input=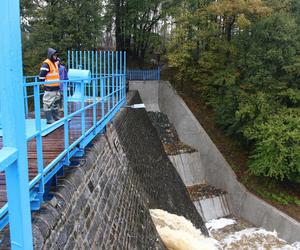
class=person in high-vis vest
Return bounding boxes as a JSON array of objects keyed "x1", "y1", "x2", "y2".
[{"x1": 39, "y1": 48, "x2": 62, "y2": 124}]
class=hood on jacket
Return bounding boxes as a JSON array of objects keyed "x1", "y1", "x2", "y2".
[{"x1": 47, "y1": 48, "x2": 58, "y2": 61}]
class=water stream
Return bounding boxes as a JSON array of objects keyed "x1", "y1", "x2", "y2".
[{"x1": 150, "y1": 209, "x2": 300, "y2": 250}]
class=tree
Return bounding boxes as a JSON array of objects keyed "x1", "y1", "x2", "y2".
[
  {"x1": 21, "y1": 0, "x2": 103, "y2": 74},
  {"x1": 167, "y1": 0, "x2": 300, "y2": 183}
]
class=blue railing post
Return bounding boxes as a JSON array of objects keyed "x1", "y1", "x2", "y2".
[
  {"x1": 23, "y1": 82, "x2": 29, "y2": 117},
  {"x1": 0, "y1": 0, "x2": 33, "y2": 249},
  {"x1": 75, "y1": 51, "x2": 78, "y2": 69},
  {"x1": 108, "y1": 51, "x2": 110, "y2": 112},
  {"x1": 68, "y1": 51, "x2": 70, "y2": 70},
  {"x1": 71, "y1": 51, "x2": 74, "y2": 69},
  {"x1": 81, "y1": 80, "x2": 85, "y2": 136},
  {"x1": 63, "y1": 81, "x2": 69, "y2": 165},
  {"x1": 92, "y1": 79, "x2": 96, "y2": 131},
  {"x1": 33, "y1": 80, "x2": 44, "y2": 205},
  {"x1": 124, "y1": 51, "x2": 127, "y2": 99},
  {"x1": 100, "y1": 78, "x2": 105, "y2": 119},
  {"x1": 116, "y1": 51, "x2": 119, "y2": 104},
  {"x1": 103, "y1": 51, "x2": 106, "y2": 97},
  {"x1": 118, "y1": 52, "x2": 120, "y2": 99},
  {"x1": 112, "y1": 51, "x2": 115, "y2": 108},
  {"x1": 79, "y1": 50, "x2": 86, "y2": 69},
  {"x1": 88, "y1": 51, "x2": 90, "y2": 71},
  {"x1": 95, "y1": 51, "x2": 98, "y2": 97}
]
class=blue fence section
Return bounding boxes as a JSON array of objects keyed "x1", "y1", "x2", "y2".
[
  {"x1": 127, "y1": 68, "x2": 160, "y2": 80},
  {"x1": 0, "y1": 42, "x2": 126, "y2": 249}
]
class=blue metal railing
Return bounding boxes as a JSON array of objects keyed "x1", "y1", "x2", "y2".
[
  {"x1": 1, "y1": 1, "x2": 33, "y2": 249},
  {"x1": 0, "y1": 47, "x2": 126, "y2": 248},
  {"x1": 127, "y1": 68, "x2": 160, "y2": 80}
]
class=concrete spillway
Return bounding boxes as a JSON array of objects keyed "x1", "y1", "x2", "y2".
[{"x1": 130, "y1": 80, "x2": 300, "y2": 243}]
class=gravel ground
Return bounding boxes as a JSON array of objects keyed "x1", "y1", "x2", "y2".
[
  {"x1": 187, "y1": 184, "x2": 227, "y2": 201},
  {"x1": 147, "y1": 111, "x2": 197, "y2": 155}
]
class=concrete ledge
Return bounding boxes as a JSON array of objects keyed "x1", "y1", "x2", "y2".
[
  {"x1": 129, "y1": 81, "x2": 160, "y2": 111},
  {"x1": 168, "y1": 152, "x2": 205, "y2": 186},
  {"x1": 130, "y1": 80, "x2": 300, "y2": 243}
]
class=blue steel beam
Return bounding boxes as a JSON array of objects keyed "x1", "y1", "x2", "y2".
[
  {"x1": 0, "y1": 0, "x2": 33, "y2": 249},
  {"x1": 0, "y1": 148, "x2": 18, "y2": 172}
]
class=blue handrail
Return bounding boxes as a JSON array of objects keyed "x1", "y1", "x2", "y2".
[
  {"x1": 0, "y1": 47, "x2": 127, "y2": 249},
  {"x1": 127, "y1": 68, "x2": 160, "y2": 81}
]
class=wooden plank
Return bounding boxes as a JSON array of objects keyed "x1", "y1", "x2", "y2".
[{"x1": 0, "y1": 99, "x2": 115, "y2": 205}]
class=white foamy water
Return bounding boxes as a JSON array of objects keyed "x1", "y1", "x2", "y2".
[
  {"x1": 150, "y1": 209, "x2": 218, "y2": 250},
  {"x1": 206, "y1": 218, "x2": 300, "y2": 250},
  {"x1": 150, "y1": 210, "x2": 300, "y2": 250},
  {"x1": 205, "y1": 218, "x2": 236, "y2": 231}
]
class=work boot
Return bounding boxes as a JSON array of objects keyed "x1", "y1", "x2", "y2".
[
  {"x1": 45, "y1": 110, "x2": 55, "y2": 124},
  {"x1": 52, "y1": 108, "x2": 61, "y2": 121}
]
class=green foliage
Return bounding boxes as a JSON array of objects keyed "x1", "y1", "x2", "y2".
[
  {"x1": 22, "y1": 0, "x2": 103, "y2": 75},
  {"x1": 256, "y1": 189, "x2": 300, "y2": 207},
  {"x1": 167, "y1": 0, "x2": 300, "y2": 184},
  {"x1": 249, "y1": 109, "x2": 300, "y2": 181}
]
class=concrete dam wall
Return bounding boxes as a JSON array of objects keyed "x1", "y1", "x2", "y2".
[
  {"x1": 29, "y1": 91, "x2": 207, "y2": 249},
  {"x1": 130, "y1": 80, "x2": 300, "y2": 243}
]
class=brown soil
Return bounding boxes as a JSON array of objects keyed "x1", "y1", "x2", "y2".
[{"x1": 179, "y1": 91, "x2": 300, "y2": 222}]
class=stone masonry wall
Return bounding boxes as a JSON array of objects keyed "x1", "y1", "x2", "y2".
[
  {"x1": 31, "y1": 132, "x2": 165, "y2": 249},
  {"x1": 114, "y1": 91, "x2": 208, "y2": 235},
  {"x1": 29, "y1": 90, "x2": 207, "y2": 249}
]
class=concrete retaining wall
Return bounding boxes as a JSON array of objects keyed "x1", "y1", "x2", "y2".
[
  {"x1": 168, "y1": 153, "x2": 205, "y2": 186},
  {"x1": 130, "y1": 80, "x2": 300, "y2": 243}
]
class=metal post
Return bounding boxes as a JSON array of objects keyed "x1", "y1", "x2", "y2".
[
  {"x1": 33, "y1": 81, "x2": 44, "y2": 204},
  {"x1": 124, "y1": 51, "x2": 127, "y2": 99},
  {"x1": 92, "y1": 79, "x2": 96, "y2": 129},
  {"x1": 81, "y1": 80, "x2": 85, "y2": 136},
  {"x1": 84, "y1": 51, "x2": 86, "y2": 70},
  {"x1": 108, "y1": 51, "x2": 110, "y2": 112},
  {"x1": 0, "y1": 0, "x2": 33, "y2": 249},
  {"x1": 112, "y1": 51, "x2": 114, "y2": 108},
  {"x1": 91, "y1": 51, "x2": 94, "y2": 98},
  {"x1": 63, "y1": 81, "x2": 69, "y2": 159},
  {"x1": 75, "y1": 51, "x2": 78, "y2": 69},
  {"x1": 67, "y1": 50, "x2": 70, "y2": 70},
  {"x1": 100, "y1": 51, "x2": 102, "y2": 77},
  {"x1": 100, "y1": 78, "x2": 104, "y2": 119},
  {"x1": 116, "y1": 51, "x2": 119, "y2": 104},
  {"x1": 103, "y1": 51, "x2": 106, "y2": 97},
  {"x1": 88, "y1": 51, "x2": 90, "y2": 71},
  {"x1": 23, "y1": 85, "x2": 28, "y2": 117},
  {"x1": 120, "y1": 51, "x2": 123, "y2": 100},
  {"x1": 72, "y1": 51, "x2": 74, "y2": 69},
  {"x1": 95, "y1": 51, "x2": 98, "y2": 98}
]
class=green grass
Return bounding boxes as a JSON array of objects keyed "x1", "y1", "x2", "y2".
[{"x1": 256, "y1": 188, "x2": 300, "y2": 207}]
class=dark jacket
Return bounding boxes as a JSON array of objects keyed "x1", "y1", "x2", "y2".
[
  {"x1": 39, "y1": 48, "x2": 60, "y2": 91},
  {"x1": 59, "y1": 64, "x2": 68, "y2": 91}
]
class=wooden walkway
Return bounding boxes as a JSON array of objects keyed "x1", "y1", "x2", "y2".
[{"x1": 0, "y1": 100, "x2": 113, "y2": 207}]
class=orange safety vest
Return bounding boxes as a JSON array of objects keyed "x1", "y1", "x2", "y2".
[{"x1": 43, "y1": 59, "x2": 60, "y2": 88}]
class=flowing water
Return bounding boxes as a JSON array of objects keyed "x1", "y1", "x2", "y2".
[{"x1": 150, "y1": 209, "x2": 300, "y2": 250}]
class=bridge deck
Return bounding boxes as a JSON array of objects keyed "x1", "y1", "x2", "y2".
[{"x1": 0, "y1": 100, "x2": 112, "y2": 207}]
